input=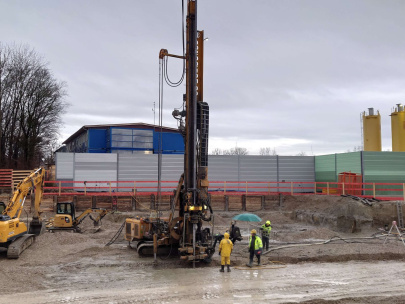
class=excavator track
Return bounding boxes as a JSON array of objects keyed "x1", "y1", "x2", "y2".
[
  {"x1": 7, "y1": 234, "x2": 36, "y2": 259},
  {"x1": 47, "y1": 226, "x2": 79, "y2": 233}
]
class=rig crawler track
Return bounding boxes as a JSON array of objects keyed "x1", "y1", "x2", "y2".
[{"x1": 136, "y1": 242, "x2": 175, "y2": 257}]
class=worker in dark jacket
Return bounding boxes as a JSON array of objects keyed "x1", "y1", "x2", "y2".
[
  {"x1": 246, "y1": 229, "x2": 263, "y2": 267},
  {"x1": 229, "y1": 220, "x2": 243, "y2": 244},
  {"x1": 260, "y1": 220, "x2": 272, "y2": 251}
]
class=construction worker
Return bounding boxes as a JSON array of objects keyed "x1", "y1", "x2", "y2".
[
  {"x1": 229, "y1": 220, "x2": 243, "y2": 244},
  {"x1": 260, "y1": 220, "x2": 272, "y2": 251},
  {"x1": 219, "y1": 232, "x2": 233, "y2": 272},
  {"x1": 246, "y1": 229, "x2": 263, "y2": 267}
]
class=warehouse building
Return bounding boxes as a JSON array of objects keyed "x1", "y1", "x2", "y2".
[{"x1": 57, "y1": 123, "x2": 184, "y2": 154}]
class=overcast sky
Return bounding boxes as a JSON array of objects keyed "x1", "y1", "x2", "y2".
[{"x1": 1, "y1": 0, "x2": 404, "y2": 155}]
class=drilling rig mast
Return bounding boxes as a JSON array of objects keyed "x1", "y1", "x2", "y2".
[
  {"x1": 170, "y1": 0, "x2": 213, "y2": 262},
  {"x1": 125, "y1": 0, "x2": 213, "y2": 264}
]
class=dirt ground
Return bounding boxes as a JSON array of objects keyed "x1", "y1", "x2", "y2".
[{"x1": 1, "y1": 195, "x2": 405, "y2": 303}]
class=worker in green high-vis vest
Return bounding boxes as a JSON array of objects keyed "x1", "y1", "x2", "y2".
[{"x1": 260, "y1": 220, "x2": 272, "y2": 251}]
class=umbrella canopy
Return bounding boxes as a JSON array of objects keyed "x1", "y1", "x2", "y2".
[{"x1": 232, "y1": 213, "x2": 262, "y2": 222}]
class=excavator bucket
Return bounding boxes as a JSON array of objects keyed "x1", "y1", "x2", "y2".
[{"x1": 28, "y1": 220, "x2": 45, "y2": 236}]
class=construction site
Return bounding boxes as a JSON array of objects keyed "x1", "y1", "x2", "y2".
[
  {"x1": 1, "y1": 184, "x2": 405, "y2": 303},
  {"x1": 1, "y1": 1, "x2": 405, "y2": 304}
]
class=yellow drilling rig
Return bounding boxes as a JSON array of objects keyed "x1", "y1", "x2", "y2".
[{"x1": 125, "y1": 0, "x2": 215, "y2": 264}]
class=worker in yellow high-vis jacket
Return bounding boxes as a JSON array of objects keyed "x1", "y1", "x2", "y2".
[
  {"x1": 219, "y1": 232, "x2": 233, "y2": 272},
  {"x1": 260, "y1": 220, "x2": 272, "y2": 251},
  {"x1": 246, "y1": 229, "x2": 263, "y2": 267}
]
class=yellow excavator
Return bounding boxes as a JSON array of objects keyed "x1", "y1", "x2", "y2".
[
  {"x1": 46, "y1": 202, "x2": 108, "y2": 233},
  {"x1": 0, "y1": 168, "x2": 45, "y2": 258}
]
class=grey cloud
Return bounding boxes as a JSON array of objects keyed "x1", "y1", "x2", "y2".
[{"x1": 1, "y1": 0, "x2": 404, "y2": 155}]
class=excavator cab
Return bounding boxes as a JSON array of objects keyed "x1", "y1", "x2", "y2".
[{"x1": 53, "y1": 202, "x2": 75, "y2": 228}]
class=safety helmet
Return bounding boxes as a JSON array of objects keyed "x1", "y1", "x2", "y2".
[
  {"x1": 266, "y1": 220, "x2": 271, "y2": 225},
  {"x1": 251, "y1": 229, "x2": 257, "y2": 234}
]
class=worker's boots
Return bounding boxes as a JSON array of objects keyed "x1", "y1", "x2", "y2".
[
  {"x1": 246, "y1": 259, "x2": 253, "y2": 267},
  {"x1": 227, "y1": 265, "x2": 231, "y2": 272},
  {"x1": 257, "y1": 256, "x2": 261, "y2": 266},
  {"x1": 220, "y1": 265, "x2": 225, "y2": 272}
]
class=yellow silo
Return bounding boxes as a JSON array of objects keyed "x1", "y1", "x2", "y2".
[
  {"x1": 391, "y1": 104, "x2": 405, "y2": 152},
  {"x1": 363, "y1": 108, "x2": 381, "y2": 151}
]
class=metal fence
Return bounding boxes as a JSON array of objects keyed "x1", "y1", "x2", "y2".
[
  {"x1": 43, "y1": 179, "x2": 405, "y2": 201},
  {"x1": 0, "y1": 169, "x2": 12, "y2": 189},
  {"x1": 55, "y1": 153, "x2": 315, "y2": 191}
]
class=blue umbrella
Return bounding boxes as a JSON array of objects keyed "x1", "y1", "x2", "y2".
[{"x1": 232, "y1": 213, "x2": 262, "y2": 222}]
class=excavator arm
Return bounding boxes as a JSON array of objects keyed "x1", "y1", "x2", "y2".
[
  {"x1": 73, "y1": 208, "x2": 108, "y2": 227},
  {"x1": 0, "y1": 167, "x2": 45, "y2": 258},
  {"x1": 2, "y1": 168, "x2": 45, "y2": 220}
]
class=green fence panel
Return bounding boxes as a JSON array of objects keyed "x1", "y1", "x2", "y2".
[
  {"x1": 363, "y1": 151, "x2": 405, "y2": 196},
  {"x1": 315, "y1": 154, "x2": 336, "y2": 182},
  {"x1": 336, "y1": 152, "x2": 362, "y2": 178}
]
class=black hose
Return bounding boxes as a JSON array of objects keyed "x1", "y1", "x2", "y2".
[{"x1": 105, "y1": 221, "x2": 126, "y2": 246}]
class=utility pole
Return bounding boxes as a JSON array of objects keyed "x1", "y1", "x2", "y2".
[{"x1": 153, "y1": 101, "x2": 156, "y2": 125}]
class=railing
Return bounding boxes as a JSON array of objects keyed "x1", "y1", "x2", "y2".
[
  {"x1": 42, "y1": 180, "x2": 405, "y2": 201},
  {"x1": 13, "y1": 170, "x2": 34, "y2": 189},
  {"x1": 0, "y1": 169, "x2": 13, "y2": 189}
]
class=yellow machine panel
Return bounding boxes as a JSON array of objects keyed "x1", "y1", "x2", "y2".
[
  {"x1": 53, "y1": 214, "x2": 74, "y2": 228},
  {"x1": 391, "y1": 104, "x2": 405, "y2": 152},
  {"x1": 125, "y1": 218, "x2": 152, "y2": 242},
  {"x1": 125, "y1": 217, "x2": 170, "y2": 242},
  {"x1": 0, "y1": 219, "x2": 27, "y2": 243},
  {"x1": 363, "y1": 108, "x2": 382, "y2": 151}
]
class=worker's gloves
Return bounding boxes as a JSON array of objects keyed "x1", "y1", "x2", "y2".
[{"x1": 218, "y1": 251, "x2": 221, "y2": 256}]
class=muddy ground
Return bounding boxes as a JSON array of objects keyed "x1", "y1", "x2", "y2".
[{"x1": 1, "y1": 195, "x2": 405, "y2": 303}]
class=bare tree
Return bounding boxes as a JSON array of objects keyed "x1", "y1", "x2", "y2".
[
  {"x1": 0, "y1": 43, "x2": 67, "y2": 169},
  {"x1": 210, "y1": 148, "x2": 223, "y2": 155},
  {"x1": 43, "y1": 139, "x2": 62, "y2": 166},
  {"x1": 296, "y1": 151, "x2": 307, "y2": 156},
  {"x1": 223, "y1": 147, "x2": 249, "y2": 155},
  {"x1": 259, "y1": 147, "x2": 277, "y2": 156},
  {"x1": 346, "y1": 146, "x2": 363, "y2": 153}
]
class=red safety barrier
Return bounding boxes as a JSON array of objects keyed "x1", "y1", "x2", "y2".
[
  {"x1": 0, "y1": 169, "x2": 13, "y2": 189},
  {"x1": 42, "y1": 180, "x2": 405, "y2": 201}
]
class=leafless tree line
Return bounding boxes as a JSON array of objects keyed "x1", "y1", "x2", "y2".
[
  {"x1": 210, "y1": 147, "x2": 309, "y2": 156},
  {"x1": 0, "y1": 43, "x2": 68, "y2": 169},
  {"x1": 211, "y1": 147, "x2": 276, "y2": 155},
  {"x1": 211, "y1": 147, "x2": 249, "y2": 155}
]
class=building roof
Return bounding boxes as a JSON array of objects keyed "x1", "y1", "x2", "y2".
[{"x1": 62, "y1": 122, "x2": 180, "y2": 144}]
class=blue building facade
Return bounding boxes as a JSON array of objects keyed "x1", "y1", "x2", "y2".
[{"x1": 59, "y1": 123, "x2": 184, "y2": 154}]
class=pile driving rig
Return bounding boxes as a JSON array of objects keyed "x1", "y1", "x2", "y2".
[{"x1": 125, "y1": 0, "x2": 214, "y2": 263}]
